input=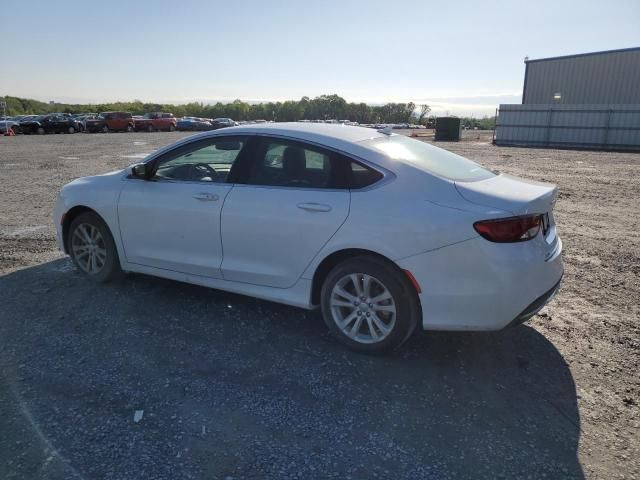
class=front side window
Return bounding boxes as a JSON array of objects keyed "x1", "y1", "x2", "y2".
[
  {"x1": 246, "y1": 139, "x2": 336, "y2": 188},
  {"x1": 154, "y1": 137, "x2": 247, "y2": 183}
]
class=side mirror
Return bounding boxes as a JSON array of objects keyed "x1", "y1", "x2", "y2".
[{"x1": 131, "y1": 163, "x2": 150, "y2": 179}]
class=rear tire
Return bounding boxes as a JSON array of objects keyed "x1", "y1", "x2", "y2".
[
  {"x1": 320, "y1": 256, "x2": 420, "y2": 355},
  {"x1": 147, "y1": 124, "x2": 154, "y2": 132},
  {"x1": 68, "y1": 212, "x2": 122, "y2": 283},
  {"x1": 169, "y1": 124, "x2": 176, "y2": 132},
  {"x1": 68, "y1": 126, "x2": 75, "y2": 134},
  {"x1": 126, "y1": 124, "x2": 134, "y2": 132},
  {"x1": 102, "y1": 125, "x2": 109, "y2": 133},
  {"x1": 37, "y1": 127, "x2": 45, "y2": 135}
]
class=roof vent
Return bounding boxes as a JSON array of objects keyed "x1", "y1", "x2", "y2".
[{"x1": 378, "y1": 125, "x2": 393, "y2": 135}]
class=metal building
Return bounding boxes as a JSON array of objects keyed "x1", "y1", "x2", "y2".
[
  {"x1": 495, "y1": 47, "x2": 640, "y2": 151},
  {"x1": 522, "y1": 47, "x2": 640, "y2": 105}
]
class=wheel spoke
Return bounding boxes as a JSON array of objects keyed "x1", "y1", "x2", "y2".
[
  {"x1": 371, "y1": 313, "x2": 391, "y2": 336},
  {"x1": 333, "y1": 286, "x2": 356, "y2": 303},
  {"x1": 79, "y1": 225, "x2": 92, "y2": 243},
  {"x1": 330, "y1": 298, "x2": 354, "y2": 309},
  {"x1": 337, "y1": 311, "x2": 358, "y2": 330},
  {"x1": 350, "y1": 274, "x2": 364, "y2": 297},
  {"x1": 362, "y1": 274, "x2": 372, "y2": 298},
  {"x1": 373, "y1": 304, "x2": 396, "y2": 314},
  {"x1": 370, "y1": 291, "x2": 392, "y2": 304},
  {"x1": 349, "y1": 315, "x2": 364, "y2": 337},
  {"x1": 73, "y1": 229, "x2": 86, "y2": 244},
  {"x1": 366, "y1": 317, "x2": 379, "y2": 340},
  {"x1": 75, "y1": 249, "x2": 90, "y2": 259}
]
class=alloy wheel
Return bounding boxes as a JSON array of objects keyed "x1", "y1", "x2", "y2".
[
  {"x1": 71, "y1": 223, "x2": 107, "y2": 274},
  {"x1": 330, "y1": 273, "x2": 396, "y2": 344}
]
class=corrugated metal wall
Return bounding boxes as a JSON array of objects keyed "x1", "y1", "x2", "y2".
[
  {"x1": 495, "y1": 104, "x2": 640, "y2": 151},
  {"x1": 523, "y1": 48, "x2": 640, "y2": 105}
]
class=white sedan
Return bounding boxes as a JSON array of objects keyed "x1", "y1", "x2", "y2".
[{"x1": 54, "y1": 123, "x2": 563, "y2": 354}]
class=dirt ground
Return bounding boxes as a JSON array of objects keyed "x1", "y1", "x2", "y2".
[{"x1": 0, "y1": 130, "x2": 638, "y2": 479}]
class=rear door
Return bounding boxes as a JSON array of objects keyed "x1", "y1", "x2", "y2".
[{"x1": 220, "y1": 136, "x2": 350, "y2": 288}]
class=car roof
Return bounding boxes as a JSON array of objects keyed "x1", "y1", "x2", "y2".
[
  {"x1": 144, "y1": 123, "x2": 395, "y2": 169},
  {"x1": 214, "y1": 122, "x2": 387, "y2": 145}
]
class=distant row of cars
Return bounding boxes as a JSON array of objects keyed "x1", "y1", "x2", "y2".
[
  {"x1": 0, "y1": 112, "x2": 239, "y2": 135},
  {"x1": 299, "y1": 119, "x2": 428, "y2": 129},
  {"x1": 1, "y1": 113, "x2": 427, "y2": 136}
]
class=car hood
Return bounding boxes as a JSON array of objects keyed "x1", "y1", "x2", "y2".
[{"x1": 454, "y1": 174, "x2": 558, "y2": 216}]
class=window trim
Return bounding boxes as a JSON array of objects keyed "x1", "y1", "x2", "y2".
[
  {"x1": 234, "y1": 134, "x2": 393, "y2": 191},
  {"x1": 129, "y1": 132, "x2": 393, "y2": 190}
]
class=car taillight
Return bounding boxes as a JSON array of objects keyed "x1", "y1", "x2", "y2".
[{"x1": 473, "y1": 215, "x2": 541, "y2": 243}]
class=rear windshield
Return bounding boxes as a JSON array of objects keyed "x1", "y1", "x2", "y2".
[{"x1": 363, "y1": 135, "x2": 494, "y2": 182}]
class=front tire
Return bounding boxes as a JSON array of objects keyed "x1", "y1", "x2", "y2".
[
  {"x1": 68, "y1": 212, "x2": 122, "y2": 283},
  {"x1": 320, "y1": 256, "x2": 420, "y2": 355}
]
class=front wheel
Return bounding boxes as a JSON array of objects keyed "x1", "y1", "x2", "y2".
[
  {"x1": 37, "y1": 127, "x2": 45, "y2": 135},
  {"x1": 68, "y1": 212, "x2": 122, "y2": 283},
  {"x1": 102, "y1": 125, "x2": 109, "y2": 133},
  {"x1": 169, "y1": 124, "x2": 176, "y2": 132},
  {"x1": 68, "y1": 126, "x2": 75, "y2": 134},
  {"x1": 126, "y1": 124, "x2": 134, "y2": 132},
  {"x1": 320, "y1": 256, "x2": 420, "y2": 355}
]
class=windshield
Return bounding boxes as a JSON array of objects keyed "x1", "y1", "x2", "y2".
[{"x1": 363, "y1": 135, "x2": 494, "y2": 182}]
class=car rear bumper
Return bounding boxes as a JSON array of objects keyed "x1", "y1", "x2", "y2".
[
  {"x1": 508, "y1": 276, "x2": 562, "y2": 327},
  {"x1": 396, "y1": 235, "x2": 564, "y2": 331}
]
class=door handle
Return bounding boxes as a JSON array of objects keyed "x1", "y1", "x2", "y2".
[
  {"x1": 297, "y1": 202, "x2": 332, "y2": 212},
  {"x1": 192, "y1": 193, "x2": 219, "y2": 201}
]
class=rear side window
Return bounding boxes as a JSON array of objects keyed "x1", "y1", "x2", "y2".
[
  {"x1": 364, "y1": 135, "x2": 494, "y2": 182},
  {"x1": 246, "y1": 140, "x2": 334, "y2": 188},
  {"x1": 350, "y1": 161, "x2": 383, "y2": 189}
]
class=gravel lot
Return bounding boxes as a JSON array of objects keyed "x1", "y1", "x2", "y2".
[{"x1": 0, "y1": 131, "x2": 638, "y2": 479}]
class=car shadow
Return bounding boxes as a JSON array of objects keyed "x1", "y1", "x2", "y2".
[{"x1": 0, "y1": 259, "x2": 583, "y2": 479}]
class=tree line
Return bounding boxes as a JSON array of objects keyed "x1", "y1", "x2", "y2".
[{"x1": 2, "y1": 94, "x2": 431, "y2": 124}]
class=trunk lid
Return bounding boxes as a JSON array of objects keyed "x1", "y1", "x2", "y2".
[{"x1": 454, "y1": 174, "x2": 558, "y2": 216}]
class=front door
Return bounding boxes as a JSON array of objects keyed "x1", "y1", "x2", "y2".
[{"x1": 118, "y1": 135, "x2": 248, "y2": 278}]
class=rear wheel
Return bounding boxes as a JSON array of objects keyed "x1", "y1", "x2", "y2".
[
  {"x1": 126, "y1": 124, "x2": 134, "y2": 132},
  {"x1": 102, "y1": 125, "x2": 109, "y2": 133},
  {"x1": 169, "y1": 124, "x2": 176, "y2": 132},
  {"x1": 147, "y1": 124, "x2": 154, "y2": 132},
  {"x1": 320, "y1": 256, "x2": 420, "y2": 355},
  {"x1": 68, "y1": 212, "x2": 122, "y2": 283},
  {"x1": 37, "y1": 127, "x2": 45, "y2": 135},
  {"x1": 68, "y1": 126, "x2": 75, "y2": 134}
]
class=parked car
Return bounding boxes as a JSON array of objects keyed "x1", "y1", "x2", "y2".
[
  {"x1": 134, "y1": 112, "x2": 177, "y2": 132},
  {"x1": 54, "y1": 123, "x2": 563, "y2": 354},
  {"x1": 0, "y1": 118, "x2": 19, "y2": 134},
  {"x1": 176, "y1": 117, "x2": 214, "y2": 131},
  {"x1": 210, "y1": 117, "x2": 237, "y2": 129},
  {"x1": 19, "y1": 114, "x2": 78, "y2": 134},
  {"x1": 85, "y1": 112, "x2": 135, "y2": 133}
]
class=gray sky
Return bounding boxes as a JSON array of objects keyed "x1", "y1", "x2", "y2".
[{"x1": 2, "y1": 0, "x2": 639, "y2": 116}]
